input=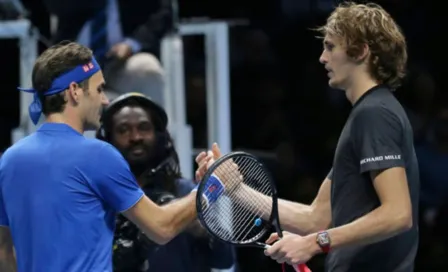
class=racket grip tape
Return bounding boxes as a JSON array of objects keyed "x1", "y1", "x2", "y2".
[
  {"x1": 193, "y1": 174, "x2": 225, "y2": 205},
  {"x1": 282, "y1": 263, "x2": 311, "y2": 272},
  {"x1": 296, "y1": 264, "x2": 311, "y2": 272}
]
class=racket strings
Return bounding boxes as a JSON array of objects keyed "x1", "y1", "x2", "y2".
[
  {"x1": 229, "y1": 165, "x2": 272, "y2": 241},
  {"x1": 201, "y1": 155, "x2": 275, "y2": 243},
  {"x1": 216, "y1": 161, "x2": 270, "y2": 221},
  {"x1": 214, "y1": 157, "x2": 271, "y2": 217},
  {"x1": 201, "y1": 157, "x2": 260, "y2": 238},
  {"x1": 202, "y1": 166, "x2": 262, "y2": 240}
]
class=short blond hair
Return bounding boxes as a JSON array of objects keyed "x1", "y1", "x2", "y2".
[{"x1": 316, "y1": 2, "x2": 407, "y2": 89}]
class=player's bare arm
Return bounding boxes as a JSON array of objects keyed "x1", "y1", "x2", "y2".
[
  {"x1": 278, "y1": 177, "x2": 332, "y2": 235},
  {"x1": 230, "y1": 176, "x2": 332, "y2": 236},
  {"x1": 157, "y1": 198, "x2": 207, "y2": 238},
  {"x1": 264, "y1": 167, "x2": 414, "y2": 264},
  {"x1": 196, "y1": 143, "x2": 332, "y2": 235},
  {"x1": 123, "y1": 192, "x2": 197, "y2": 245},
  {"x1": 0, "y1": 227, "x2": 17, "y2": 272},
  {"x1": 319, "y1": 167, "x2": 412, "y2": 250}
]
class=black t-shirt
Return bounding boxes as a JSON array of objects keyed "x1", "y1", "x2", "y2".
[{"x1": 326, "y1": 85, "x2": 419, "y2": 272}]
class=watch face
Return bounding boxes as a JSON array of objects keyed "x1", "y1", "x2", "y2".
[{"x1": 317, "y1": 232, "x2": 331, "y2": 246}]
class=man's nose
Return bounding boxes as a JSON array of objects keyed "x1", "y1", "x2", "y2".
[
  {"x1": 319, "y1": 52, "x2": 328, "y2": 64},
  {"x1": 101, "y1": 92, "x2": 110, "y2": 106},
  {"x1": 129, "y1": 129, "x2": 143, "y2": 142}
]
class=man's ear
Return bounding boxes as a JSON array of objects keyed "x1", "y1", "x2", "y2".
[
  {"x1": 354, "y1": 43, "x2": 370, "y2": 63},
  {"x1": 67, "y1": 82, "x2": 82, "y2": 104}
]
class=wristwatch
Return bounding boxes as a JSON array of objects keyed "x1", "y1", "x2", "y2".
[{"x1": 316, "y1": 231, "x2": 331, "y2": 253}]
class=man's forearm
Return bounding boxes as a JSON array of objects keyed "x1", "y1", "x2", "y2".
[
  {"x1": 277, "y1": 199, "x2": 315, "y2": 235},
  {"x1": 160, "y1": 192, "x2": 198, "y2": 241},
  {"x1": 235, "y1": 185, "x2": 316, "y2": 235},
  {"x1": 125, "y1": 193, "x2": 198, "y2": 245},
  {"x1": 320, "y1": 205, "x2": 412, "y2": 250}
]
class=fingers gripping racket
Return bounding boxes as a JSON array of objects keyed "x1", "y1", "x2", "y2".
[{"x1": 196, "y1": 151, "x2": 311, "y2": 272}]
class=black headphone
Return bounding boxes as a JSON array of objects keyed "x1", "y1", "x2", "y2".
[{"x1": 97, "y1": 92, "x2": 168, "y2": 141}]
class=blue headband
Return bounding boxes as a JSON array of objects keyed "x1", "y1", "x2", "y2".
[{"x1": 18, "y1": 58, "x2": 101, "y2": 125}]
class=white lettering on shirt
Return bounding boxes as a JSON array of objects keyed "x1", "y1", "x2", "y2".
[{"x1": 360, "y1": 155, "x2": 401, "y2": 165}]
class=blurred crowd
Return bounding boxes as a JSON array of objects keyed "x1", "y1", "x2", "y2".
[{"x1": 0, "y1": 0, "x2": 446, "y2": 271}]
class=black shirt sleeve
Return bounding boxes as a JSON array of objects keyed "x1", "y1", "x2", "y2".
[
  {"x1": 327, "y1": 168, "x2": 333, "y2": 180},
  {"x1": 351, "y1": 106, "x2": 405, "y2": 174}
]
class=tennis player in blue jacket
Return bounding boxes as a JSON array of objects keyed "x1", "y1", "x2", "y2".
[{"x1": 0, "y1": 41, "x2": 220, "y2": 272}]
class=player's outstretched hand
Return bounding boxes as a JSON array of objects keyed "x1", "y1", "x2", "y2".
[
  {"x1": 195, "y1": 143, "x2": 221, "y2": 182},
  {"x1": 195, "y1": 143, "x2": 242, "y2": 191}
]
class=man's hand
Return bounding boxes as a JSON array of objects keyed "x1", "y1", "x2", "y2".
[
  {"x1": 107, "y1": 42, "x2": 133, "y2": 60},
  {"x1": 195, "y1": 143, "x2": 221, "y2": 182},
  {"x1": 195, "y1": 143, "x2": 242, "y2": 191},
  {"x1": 264, "y1": 232, "x2": 320, "y2": 266}
]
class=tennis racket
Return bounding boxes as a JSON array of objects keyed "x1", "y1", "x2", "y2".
[{"x1": 196, "y1": 151, "x2": 311, "y2": 272}]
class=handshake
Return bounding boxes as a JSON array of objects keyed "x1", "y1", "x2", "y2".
[{"x1": 194, "y1": 143, "x2": 243, "y2": 206}]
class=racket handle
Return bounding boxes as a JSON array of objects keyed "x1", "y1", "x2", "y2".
[
  {"x1": 295, "y1": 263, "x2": 311, "y2": 272},
  {"x1": 265, "y1": 245, "x2": 312, "y2": 272},
  {"x1": 281, "y1": 263, "x2": 311, "y2": 272}
]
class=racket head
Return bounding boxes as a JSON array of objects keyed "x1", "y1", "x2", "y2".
[{"x1": 196, "y1": 151, "x2": 280, "y2": 246}]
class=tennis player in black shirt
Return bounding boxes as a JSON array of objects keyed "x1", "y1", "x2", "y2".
[{"x1": 195, "y1": 2, "x2": 419, "y2": 272}]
